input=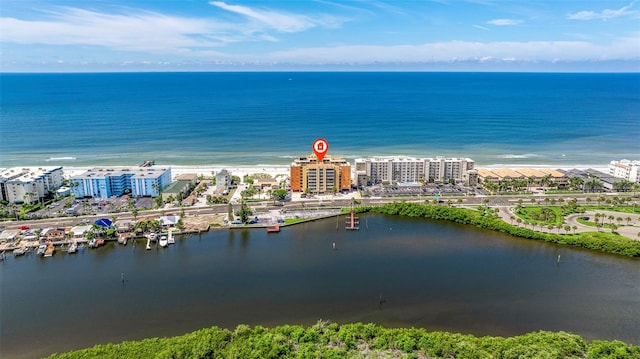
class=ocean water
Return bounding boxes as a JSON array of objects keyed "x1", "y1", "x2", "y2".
[{"x1": 1, "y1": 72, "x2": 638, "y2": 168}]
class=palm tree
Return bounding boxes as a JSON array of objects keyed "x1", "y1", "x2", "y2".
[
  {"x1": 572, "y1": 225, "x2": 577, "y2": 234},
  {"x1": 569, "y1": 176, "x2": 584, "y2": 191},
  {"x1": 614, "y1": 179, "x2": 633, "y2": 192},
  {"x1": 540, "y1": 174, "x2": 552, "y2": 189},
  {"x1": 585, "y1": 176, "x2": 603, "y2": 193},
  {"x1": 625, "y1": 216, "x2": 632, "y2": 226}
]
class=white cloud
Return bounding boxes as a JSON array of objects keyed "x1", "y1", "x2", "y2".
[
  {"x1": 1, "y1": 4, "x2": 348, "y2": 53},
  {"x1": 473, "y1": 24, "x2": 490, "y2": 31},
  {"x1": 262, "y1": 38, "x2": 640, "y2": 64},
  {"x1": 209, "y1": 1, "x2": 346, "y2": 32},
  {"x1": 567, "y1": 1, "x2": 638, "y2": 20},
  {"x1": 0, "y1": 8, "x2": 230, "y2": 52},
  {"x1": 487, "y1": 19, "x2": 522, "y2": 26}
]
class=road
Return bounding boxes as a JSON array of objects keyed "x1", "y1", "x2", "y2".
[{"x1": 3, "y1": 193, "x2": 639, "y2": 240}]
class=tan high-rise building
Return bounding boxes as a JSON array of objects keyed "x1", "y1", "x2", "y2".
[{"x1": 290, "y1": 154, "x2": 351, "y2": 193}]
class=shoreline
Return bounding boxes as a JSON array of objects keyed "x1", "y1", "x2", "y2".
[{"x1": 46, "y1": 163, "x2": 612, "y2": 180}]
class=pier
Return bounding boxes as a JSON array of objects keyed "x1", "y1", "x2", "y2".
[
  {"x1": 140, "y1": 160, "x2": 155, "y2": 167},
  {"x1": 345, "y1": 209, "x2": 360, "y2": 230}
]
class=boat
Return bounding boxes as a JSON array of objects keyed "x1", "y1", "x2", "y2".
[
  {"x1": 167, "y1": 230, "x2": 175, "y2": 245},
  {"x1": 145, "y1": 238, "x2": 151, "y2": 250},
  {"x1": 44, "y1": 242, "x2": 55, "y2": 257},
  {"x1": 159, "y1": 235, "x2": 168, "y2": 247},
  {"x1": 148, "y1": 233, "x2": 158, "y2": 242},
  {"x1": 36, "y1": 244, "x2": 47, "y2": 256},
  {"x1": 13, "y1": 247, "x2": 27, "y2": 257},
  {"x1": 266, "y1": 225, "x2": 280, "y2": 233},
  {"x1": 68, "y1": 241, "x2": 78, "y2": 254},
  {"x1": 117, "y1": 234, "x2": 127, "y2": 245}
]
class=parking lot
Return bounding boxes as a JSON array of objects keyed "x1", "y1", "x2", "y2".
[
  {"x1": 24, "y1": 195, "x2": 156, "y2": 220},
  {"x1": 364, "y1": 183, "x2": 474, "y2": 197}
]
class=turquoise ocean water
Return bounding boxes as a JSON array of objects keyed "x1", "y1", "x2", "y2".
[{"x1": 1, "y1": 72, "x2": 638, "y2": 167}]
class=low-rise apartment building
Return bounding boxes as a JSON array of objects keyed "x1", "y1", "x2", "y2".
[
  {"x1": 71, "y1": 167, "x2": 171, "y2": 198},
  {"x1": 609, "y1": 160, "x2": 640, "y2": 183},
  {"x1": 355, "y1": 156, "x2": 475, "y2": 186},
  {"x1": 0, "y1": 166, "x2": 64, "y2": 204}
]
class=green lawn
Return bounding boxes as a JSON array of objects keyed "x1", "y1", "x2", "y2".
[{"x1": 284, "y1": 218, "x2": 309, "y2": 225}]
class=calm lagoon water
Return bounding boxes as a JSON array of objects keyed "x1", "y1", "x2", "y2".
[{"x1": 1, "y1": 214, "x2": 639, "y2": 358}]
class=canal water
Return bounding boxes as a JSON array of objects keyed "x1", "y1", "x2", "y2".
[{"x1": 1, "y1": 214, "x2": 639, "y2": 358}]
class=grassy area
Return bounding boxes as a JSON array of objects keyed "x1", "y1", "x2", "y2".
[
  {"x1": 582, "y1": 205, "x2": 640, "y2": 214},
  {"x1": 514, "y1": 206, "x2": 565, "y2": 226},
  {"x1": 284, "y1": 217, "x2": 310, "y2": 225}
]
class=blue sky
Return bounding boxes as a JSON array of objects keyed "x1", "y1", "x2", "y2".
[{"x1": 1, "y1": 0, "x2": 639, "y2": 72}]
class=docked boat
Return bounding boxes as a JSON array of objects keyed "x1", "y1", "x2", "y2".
[
  {"x1": 148, "y1": 233, "x2": 158, "y2": 242},
  {"x1": 145, "y1": 238, "x2": 151, "y2": 250},
  {"x1": 167, "y1": 230, "x2": 175, "y2": 245},
  {"x1": 44, "y1": 242, "x2": 55, "y2": 257},
  {"x1": 266, "y1": 225, "x2": 280, "y2": 233},
  {"x1": 13, "y1": 247, "x2": 27, "y2": 257},
  {"x1": 68, "y1": 241, "x2": 78, "y2": 254},
  {"x1": 159, "y1": 235, "x2": 168, "y2": 248},
  {"x1": 117, "y1": 235, "x2": 127, "y2": 245},
  {"x1": 36, "y1": 244, "x2": 47, "y2": 256}
]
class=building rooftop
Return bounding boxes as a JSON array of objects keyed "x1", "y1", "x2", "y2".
[
  {"x1": 72, "y1": 167, "x2": 169, "y2": 179},
  {"x1": 0, "y1": 166, "x2": 62, "y2": 182},
  {"x1": 162, "y1": 180, "x2": 191, "y2": 194},
  {"x1": 175, "y1": 173, "x2": 198, "y2": 181}
]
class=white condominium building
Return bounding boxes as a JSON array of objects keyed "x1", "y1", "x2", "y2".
[
  {"x1": 609, "y1": 159, "x2": 640, "y2": 183},
  {"x1": 355, "y1": 156, "x2": 474, "y2": 186},
  {"x1": 71, "y1": 167, "x2": 172, "y2": 198},
  {"x1": 0, "y1": 166, "x2": 64, "y2": 204}
]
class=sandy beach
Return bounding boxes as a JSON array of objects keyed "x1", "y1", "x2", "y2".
[
  {"x1": 59, "y1": 163, "x2": 611, "y2": 180},
  {"x1": 61, "y1": 164, "x2": 291, "y2": 181}
]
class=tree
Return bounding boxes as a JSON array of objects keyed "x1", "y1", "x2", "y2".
[
  {"x1": 585, "y1": 176, "x2": 603, "y2": 193},
  {"x1": 614, "y1": 179, "x2": 633, "y2": 192},
  {"x1": 569, "y1": 176, "x2": 584, "y2": 191},
  {"x1": 227, "y1": 203, "x2": 234, "y2": 222},
  {"x1": 572, "y1": 225, "x2": 577, "y2": 234},
  {"x1": 271, "y1": 189, "x2": 287, "y2": 204},
  {"x1": 235, "y1": 200, "x2": 252, "y2": 224}
]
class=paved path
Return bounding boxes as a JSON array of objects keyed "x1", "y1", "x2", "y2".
[{"x1": 495, "y1": 206, "x2": 640, "y2": 240}]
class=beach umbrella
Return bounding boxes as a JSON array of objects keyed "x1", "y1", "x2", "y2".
[{"x1": 94, "y1": 218, "x2": 112, "y2": 228}]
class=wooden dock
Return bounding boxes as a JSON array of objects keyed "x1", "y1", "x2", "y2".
[{"x1": 345, "y1": 209, "x2": 360, "y2": 230}]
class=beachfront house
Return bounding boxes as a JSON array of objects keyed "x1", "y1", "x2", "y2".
[{"x1": 216, "y1": 169, "x2": 231, "y2": 191}]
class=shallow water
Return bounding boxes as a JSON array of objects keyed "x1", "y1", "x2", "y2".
[{"x1": 1, "y1": 214, "x2": 639, "y2": 358}]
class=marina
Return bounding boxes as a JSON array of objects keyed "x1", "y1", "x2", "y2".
[{"x1": 1, "y1": 215, "x2": 638, "y2": 358}]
